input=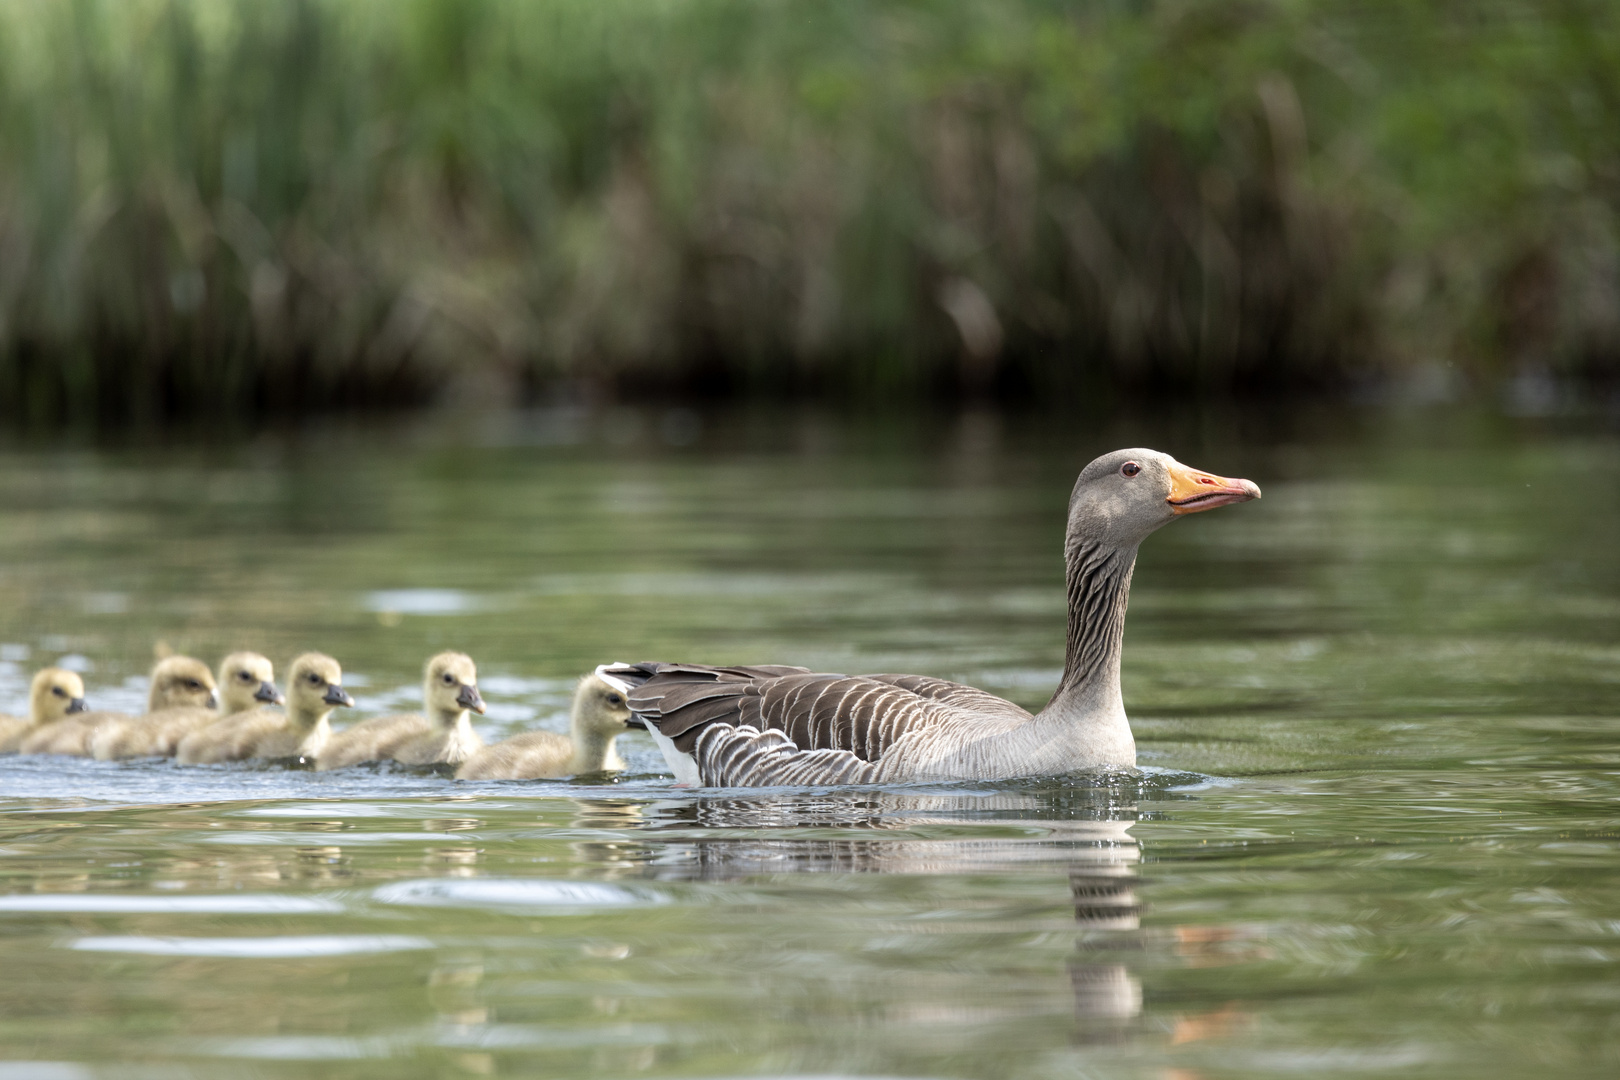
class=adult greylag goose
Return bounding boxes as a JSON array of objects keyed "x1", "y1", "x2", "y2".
[
  {"x1": 0, "y1": 668, "x2": 89, "y2": 753},
  {"x1": 91, "y1": 652, "x2": 283, "y2": 759},
  {"x1": 176, "y1": 652, "x2": 352, "y2": 764},
  {"x1": 599, "y1": 448, "x2": 1259, "y2": 786},
  {"x1": 316, "y1": 652, "x2": 486, "y2": 770},
  {"x1": 455, "y1": 674, "x2": 631, "y2": 780},
  {"x1": 19, "y1": 656, "x2": 217, "y2": 757}
]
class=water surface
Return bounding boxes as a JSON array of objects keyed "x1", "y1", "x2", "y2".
[{"x1": 0, "y1": 404, "x2": 1616, "y2": 1078}]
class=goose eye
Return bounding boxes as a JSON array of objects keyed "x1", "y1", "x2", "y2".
[
  {"x1": 308, "y1": 674, "x2": 320, "y2": 684},
  {"x1": 51, "y1": 687, "x2": 66, "y2": 697},
  {"x1": 239, "y1": 671, "x2": 253, "y2": 681},
  {"x1": 606, "y1": 693, "x2": 624, "y2": 706},
  {"x1": 443, "y1": 674, "x2": 454, "y2": 684},
  {"x1": 1120, "y1": 461, "x2": 1141, "y2": 478}
]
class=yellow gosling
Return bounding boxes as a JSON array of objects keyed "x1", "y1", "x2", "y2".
[
  {"x1": 317, "y1": 652, "x2": 486, "y2": 771},
  {"x1": 92, "y1": 652, "x2": 282, "y2": 760},
  {"x1": 20, "y1": 656, "x2": 216, "y2": 757},
  {"x1": 0, "y1": 669, "x2": 89, "y2": 753},
  {"x1": 455, "y1": 674, "x2": 630, "y2": 780},
  {"x1": 176, "y1": 653, "x2": 352, "y2": 765}
]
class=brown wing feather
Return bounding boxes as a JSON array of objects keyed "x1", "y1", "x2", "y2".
[{"x1": 613, "y1": 662, "x2": 1029, "y2": 766}]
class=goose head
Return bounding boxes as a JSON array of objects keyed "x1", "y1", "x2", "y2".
[
  {"x1": 572, "y1": 673, "x2": 632, "y2": 738},
  {"x1": 218, "y1": 652, "x2": 282, "y2": 714},
  {"x1": 1068, "y1": 448, "x2": 1261, "y2": 549},
  {"x1": 423, "y1": 651, "x2": 485, "y2": 722},
  {"x1": 286, "y1": 653, "x2": 354, "y2": 721},
  {"x1": 148, "y1": 656, "x2": 218, "y2": 711},
  {"x1": 29, "y1": 667, "x2": 88, "y2": 725}
]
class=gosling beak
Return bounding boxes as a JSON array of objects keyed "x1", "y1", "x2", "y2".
[
  {"x1": 456, "y1": 684, "x2": 486, "y2": 714},
  {"x1": 205, "y1": 691, "x2": 218, "y2": 710},
  {"x1": 1166, "y1": 460, "x2": 1262, "y2": 515},
  {"x1": 624, "y1": 715, "x2": 648, "y2": 730},
  {"x1": 255, "y1": 680, "x2": 285, "y2": 705},
  {"x1": 323, "y1": 685, "x2": 355, "y2": 708},
  {"x1": 67, "y1": 697, "x2": 89, "y2": 714}
]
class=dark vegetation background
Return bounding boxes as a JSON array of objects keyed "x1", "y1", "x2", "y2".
[{"x1": 1, "y1": 0, "x2": 1617, "y2": 426}]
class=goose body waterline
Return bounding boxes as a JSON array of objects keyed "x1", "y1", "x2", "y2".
[
  {"x1": 176, "y1": 653, "x2": 352, "y2": 764},
  {"x1": 19, "y1": 657, "x2": 217, "y2": 757},
  {"x1": 317, "y1": 652, "x2": 485, "y2": 770},
  {"x1": 91, "y1": 652, "x2": 282, "y2": 760},
  {"x1": 455, "y1": 674, "x2": 631, "y2": 780},
  {"x1": 0, "y1": 669, "x2": 89, "y2": 753},
  {"x1": 600, "y1": 448, "x2": 1260, "y2": 787}
]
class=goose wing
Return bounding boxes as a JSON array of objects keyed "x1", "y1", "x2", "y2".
[{"x1": 599, "y1": 662, "x2": 1032, "y2": 786}]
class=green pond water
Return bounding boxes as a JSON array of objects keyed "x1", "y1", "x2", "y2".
[{"x1": 0, "y1": 403, "x2": 1616, "y2": 1079}]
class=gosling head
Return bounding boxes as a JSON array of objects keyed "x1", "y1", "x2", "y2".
[
  {"x1": 286, "y1": 653, "x2": 354, "y2": 719},
  {"x1": 572, "y1": 674, "x2": 632, "y2": 737},
  {"x1": 423, "y1": 651, "x2": 485, "y2": 721},
  {"x1": 28, "y1": 667, "x2": 88, "y2": 725},
  {"x1": 218, "y1": 652, "x2": 282, "y2": 714},
  {"x1": 148, "y1": 656, "x2": 218, "y2": 711},
  {"x1": 1068, "y1": 448, "x2": 1261, "y2": 548}
]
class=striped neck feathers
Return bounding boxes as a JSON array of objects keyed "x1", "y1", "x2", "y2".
[{"x1": 1044, "y1": 539, "x2": 1137, "y2": 718}]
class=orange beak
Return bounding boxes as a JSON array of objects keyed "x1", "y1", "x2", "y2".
[{"x1": 1166, "y1": 460, "x2": 1262, "y2": 514}]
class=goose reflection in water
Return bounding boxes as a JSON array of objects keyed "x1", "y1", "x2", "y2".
[{"x1": 571, "y1": 786, "x2": 1150, "y2": 1036}]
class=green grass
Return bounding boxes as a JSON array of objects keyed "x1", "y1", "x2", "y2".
[{"x1": 0, "y1": 0, "x2": 1616, "y2": 424}]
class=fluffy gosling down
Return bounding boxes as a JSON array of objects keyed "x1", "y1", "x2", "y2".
[
  {"x1": 0, "y1": 668, "x2": 89, "y2": 754},
  {"x1": 92, "y1": 652, "x2": 283, "y2": 760},
  {"x1": 455, "y1": 674, "x2": 630, "y2": 780},
  {"x1": 177, "y1": 653, "x2": 352, "y2": 765},
  {"x1": 317, "y1": 652, "x2": 486, "y2": 771},
  {"x1": 19, "y1": 656, "x2": 217, "y2": 757}
]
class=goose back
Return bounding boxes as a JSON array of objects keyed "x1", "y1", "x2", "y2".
[
  {"x1": 453, "y1": 731, "x2": 574, "y2": 780},
  {"x1": 602, "y1": 662, "x2": 1037, "y2": 786},
  {"x1": 317, "y1": 713, "x2": 483, "y2": 770},
  {"x1": 175, "y1": 707, "x2": 330, "y2": 764},
  {"x1": 18, "y1": 711, "x2": 126, "y2": 756}
]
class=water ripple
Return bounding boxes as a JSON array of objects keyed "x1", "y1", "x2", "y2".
[
  {"x1": 66, "y1": 934, "x2": 432, "y2": 958},
  {"x1": 373, "y1": 878, "x2": 664, "y2": 912}
]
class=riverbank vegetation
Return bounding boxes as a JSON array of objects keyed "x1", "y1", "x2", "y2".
[{"x1": 1, "y1": 0, "x2": 1616, "y2": 425}]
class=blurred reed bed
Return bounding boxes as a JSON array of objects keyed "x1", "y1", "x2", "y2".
[{"x1": 0, "y1": 0, "x2": 1616, "y2": 425}]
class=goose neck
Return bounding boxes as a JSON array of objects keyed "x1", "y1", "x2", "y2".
[
  {"x1": 430, "y1": 706, "x2": 469, "y2": 730},
  {"x1": 287, "y1": 704, "x2": 332, "y2": 731},
  {"x1": 569, "y1": 712, "x2": 623, "y2": 773},
  {"x1": 1043, "y1": 540, "x2": 1137, "y2": 720}
]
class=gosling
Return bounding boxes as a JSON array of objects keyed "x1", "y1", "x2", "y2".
[
  {"x1": 317, "y1": 652, "x2": 486, "y2": 771},
  {"x1": 455, "y1": 674, "x2": 630, "y2": 780},
  {"x1": 176, "y1": 652, "x2": 352, "y2": 764},
  {"x1": 0, "y1": 669, "x2": 90, "y2": 753},
  {"x1": 19, "y1": 656, "x2": 217, "y2": 757},
  {"x1": 91, "y1": 652, "x2": 283, "y2": 760}
]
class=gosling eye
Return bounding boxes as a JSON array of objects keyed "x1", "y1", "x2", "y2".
[
  {"x1": 186, "y1": 680, "x2": 201, "y2": 689},
  {"x1": 443, "y1": 674, "x2": 455, "y2": 684},
  {"x1": 51, "y1": 687, "x2": 66, "y2": 698},
  {"x1": 307, "y1": 673, "x2": 321, "y2": 685},
  {"x1": 239, "y1": 671, "x2": 254, "y2": 681},
  {"x1": 1120, "y1": 461, "x2": 1141, "y2": 478},
  {"x1": 606, "y1": 693, "x2": 624, "y2": 706}
]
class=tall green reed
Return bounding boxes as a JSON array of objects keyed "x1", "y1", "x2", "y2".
[{"x1": 0, "y1": 0, "x2": 1614, "y2": 425}]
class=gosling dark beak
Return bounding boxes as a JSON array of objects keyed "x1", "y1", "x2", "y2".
[
  {"x1": 624, "y1": 716, "x2": 649, "y2": 731},
  {"x1": 67, "y1": 697, "x2": 89, "y2": 714},
  {"x1": 255, "y1": 681, "x2": 285, "y2": 705},
  {"x1": 205, "y1": 691, "x2": 218, "y2": 710},
  {"x1": 456, "y1": 684, "x2": 486, "y2": 715},
  {"x1": 323, "y1": 685, "x2": 355, "y2": 708}
]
